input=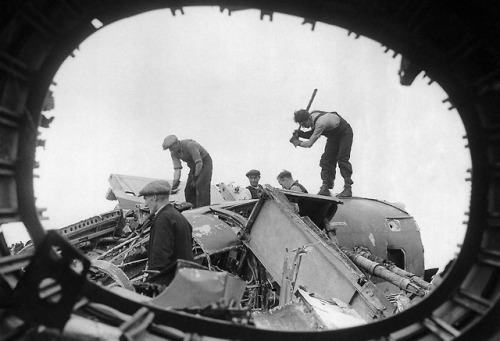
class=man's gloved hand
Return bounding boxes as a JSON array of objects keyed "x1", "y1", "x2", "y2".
[
  {"x1": 289, "y1": 130, "x2": 299, "y2": 145},
  {"x1": 290, "y1": 135, "x2": 301, "y2": 148}
]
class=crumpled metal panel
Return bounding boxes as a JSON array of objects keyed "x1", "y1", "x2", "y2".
[
  {"x1": 297, "y1": 288, "x2": 365, "y2": 329},
  {"x1": 252, "y1": 302, "x2": 320, "y2": 331},
  {"x1": 188, "y1": 211, "x2": 242, "y2": 255},
  {"x1": 254, "y1": 288, "x2": 365, "y2": 331},
  {"x1": 243, "y1": 198, "x2": 357, "y2": 303},
  {"x1": 150, "y1": 267, "x2": 246, "y2": 309},
  {"x1": 241, "y1": 187, "x2": 393, "y2": 321}
]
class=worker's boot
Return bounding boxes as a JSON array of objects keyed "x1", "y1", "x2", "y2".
[
  {"x1": 337, "y1": 184, "x2": 352, "y2": 198},
  {"x1": 317, "y1": 184, "x2": 331, "y2": 196}
]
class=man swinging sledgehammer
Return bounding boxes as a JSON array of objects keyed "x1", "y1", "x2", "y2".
[{"x1": 290, "y1": 109, "x2": 354, "y2": 197}]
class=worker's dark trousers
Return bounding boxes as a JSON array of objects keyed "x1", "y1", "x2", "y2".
[
  {"x1": 185, "y1": 155, "x2": 213, "y2": 208},
  {"x1": 319, "y1": 126, "x2": 353, "y2": 189}
]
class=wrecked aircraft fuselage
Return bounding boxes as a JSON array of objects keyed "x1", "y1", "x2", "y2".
[{"x1": 12, "y1": 175, "x2": 432, "y2": 334}]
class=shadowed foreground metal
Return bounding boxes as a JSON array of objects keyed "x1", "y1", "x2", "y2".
[{"x1": 0, "y1": 1, "x2": 499, "y2": 340}]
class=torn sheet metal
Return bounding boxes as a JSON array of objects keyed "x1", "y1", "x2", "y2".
[
  {"x1": 150, "y1": 268, "x2": 246, "y2": 309},
  {"x1": 240, "y1": 187, "x2": 393, "y2": 321},
  {"x1": 252, "y1": 302, "x2": 321, "y2": 331},
  {"x1": 297, "y1": 288, "x2": 365, "y2": 329},
  {"x1": 276, "y1": 188, "x2": 341, "y2": 231},
  {"x1": 189, "y1": 212, "x2": 242, "y2": 255}
]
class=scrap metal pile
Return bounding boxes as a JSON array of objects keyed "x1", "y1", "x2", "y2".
[{"x1": 12, "y1": 174, "x2": 434, "y2": 335}]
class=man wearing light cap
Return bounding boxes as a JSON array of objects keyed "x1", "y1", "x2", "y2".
[
  {"x1": 162, "y1": 135, "x2": 213, "y2": 208},
  {"x1": 290, "y1": 109, "x2": 354, "y2": 197},
  {"x1": 139, "y1": 180, "x2": 194, "y2": 272}
]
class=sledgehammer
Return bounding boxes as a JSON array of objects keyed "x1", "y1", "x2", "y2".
[{"x1": 291, "y1": 89, "x2": 318, "y2": 146}]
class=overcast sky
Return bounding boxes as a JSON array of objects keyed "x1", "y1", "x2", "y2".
[{"x1": 4, "y1": 8, "x2": 470, "y2": 270}]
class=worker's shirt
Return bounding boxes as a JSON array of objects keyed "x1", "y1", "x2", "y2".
[
  {"x1": 246, "y1": 185, "x2": 263, "y2": 199},
  {"x1": 170, "y1": 139, "x2": 210, "y2": 171},
  {"x1": 239, "y1": 188, "x2": 252, "y2": 200},
  {"x1": 306, "y1": 112, "x2": 340, "y2": 146}
]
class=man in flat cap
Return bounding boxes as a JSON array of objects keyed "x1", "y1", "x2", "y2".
[
  {"x1": 162, "y1": 135, "x2": 213, "y2": 208},
  {"x1": 241, "y1": 169, "x2": 263, "y2": 199},
  {"x1": 139, "y1": 180, "x2": 194, "y2": 272}
]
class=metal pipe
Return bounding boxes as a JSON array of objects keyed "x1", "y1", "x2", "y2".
[
  {"x1": 341, "y1": 248, "x2": 427, "y2": 297},
  {"x1": 354, "y1": 247, "x2": 433, "y2": 290},
  {"x1": 96, "y1": 234, "x2": 141, "y2": 260}
]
